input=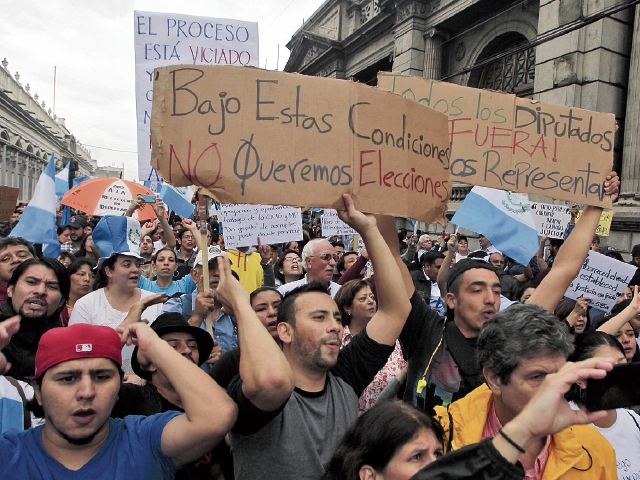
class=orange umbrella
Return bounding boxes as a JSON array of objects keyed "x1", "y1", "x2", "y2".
[{"x1": 60, "y1": 178, "x2": 157, "y2": 221}]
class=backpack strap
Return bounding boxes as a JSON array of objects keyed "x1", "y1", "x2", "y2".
[
  {"x1": 627, "y1": 410, "x2": 640, "y2": 432},
  {"x1": 444, "y1": 320, "x2": 484, "y2": 389}
]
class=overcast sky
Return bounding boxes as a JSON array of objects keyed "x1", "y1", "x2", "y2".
[{"x1": 0, "y1": 0, "x2": 326, "y2": 180}]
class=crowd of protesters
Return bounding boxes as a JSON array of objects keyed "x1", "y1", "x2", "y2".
[{"x1": 1, "y1": 171, "x2": 640, "y2": 480}]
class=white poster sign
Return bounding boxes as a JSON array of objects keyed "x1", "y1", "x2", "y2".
[
  {"x1": 134, "y1": 11, "x2": 259, "y2": 181},
  {"x1": 321, "y1": 209, "x2": 357, "y2": 236},
  {"x1": 564, "y1": 250, "x2": 638, "y2": 313},
  {"x1": 530, "y1": 202, "x2": 572, "y2": 239},
  {"x1": 220, "y1": 204, "x2": 302, "y2": 249}
]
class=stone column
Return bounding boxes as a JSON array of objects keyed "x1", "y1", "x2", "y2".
[
  {"x1": 622, "y1": 5, "x2": 640, "y2": 200},
  {"x1": 423, "y1": 28, "x2": 444, "y2": 79}
]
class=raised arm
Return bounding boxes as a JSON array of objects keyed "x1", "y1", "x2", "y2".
[
  {"x1": 215, "y1": 254, "x2": 294, "y2": 411},
  {"x1": 338, "y1": 195, "x2": 411, "y2": 346},
  {"x1": 121, "y1": 322, "x2": 237, "y2": 467},
  {"x1": 125, "y1": 194, "x2": 144, "y2": 217},
  {"x1": 117, "y1": 293, "x2": 167, "y2": 329},
  {"x1": 182, "y1": 219, "x2": 203, "y2": 250},
  {"x1": 374, "y1": 214, "x2": 415, "y2": 297},
  {"x1": 528, "y1": 171, "x2": 619, "y2": 311},
  {"x1": 535, "y1": 236, "x2": 549, "y2": 273},
  {"x1": 598, "y1": 286, "x2": 640, "y2": 335},
  {"x1": 437, "y1": 234, "x2": 457, "y2": 297},
  {"x1": 153, "y1": 200, "x2": 176, "y2": 249}
]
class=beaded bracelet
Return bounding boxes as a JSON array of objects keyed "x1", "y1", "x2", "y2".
[{"x1": 498, "y1": 428, "x2": 526, "y2": 454}]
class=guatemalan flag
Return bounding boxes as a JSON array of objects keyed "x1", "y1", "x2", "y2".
[
  {"x1": 451, "y1": 186, "x2": 539, "y2": 265},
  {"x1": 10, "y1": 153, "x2": 60, "y2": 257},
  {"x1": 0, "y1": 376, "x2": 24, "y2": 433},
  {"x1": 55, "y1": 161, "x2": 71, "y2": 226},
  {"x1": 159, "y1": 184, "x2": 195, "y2": 219}
]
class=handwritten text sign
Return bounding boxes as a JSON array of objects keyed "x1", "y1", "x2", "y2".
[
  {"x1": 134, "y1": 11, "x2": 258, "y2": 181},
  {"x1": 0, "y1": 187, "x2": 19, "y2": 222},
  {"x1": 529, "y1": 202, "x2": 571, "y2": 239},
  {"x1": 377, "y1": 72, "x2": 615, "y2": 207},
  {"x1": 575, "y1": 209, "x2": 613, "y2": 237},
  {"x1": 564, "y1": 250, "x2": 637, "y2": 313},
  {"x1": 321, "y1": 209, "x2": 357, "y2": 236},
  {"x1": 220, "y1": 203, "x2": 302, "y2": 249},
  {"x1": 150, "y1": 66, "x2": 451, "y2": 223}
]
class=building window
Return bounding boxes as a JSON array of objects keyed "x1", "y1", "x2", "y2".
[{"x1": 469, "y1": 33, "x2": 535, "y2": 97}]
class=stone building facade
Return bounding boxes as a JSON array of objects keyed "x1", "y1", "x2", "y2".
[
  {"x1": 285, "y1": 0, "x2": 640, "y2": 258},
  {"x1": 0, "y1": 59, "x2": 96, "y2": 203}
]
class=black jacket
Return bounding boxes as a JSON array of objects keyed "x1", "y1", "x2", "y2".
[{"x1": 0, "y1": 300, "x2": 62, "y2": 381}]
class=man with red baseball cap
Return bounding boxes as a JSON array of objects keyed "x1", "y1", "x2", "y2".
[{"x1": 0, "y1": 321, "x2": 237, "y2": 479}]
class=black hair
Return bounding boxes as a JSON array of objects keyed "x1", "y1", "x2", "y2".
[
  {"x1": 420, "y1": 250, "x2": 445, "y2": 267},
  {"x1": 554, "y1": 298, "x2": 591, "y2": 332},
  {"x1": 517, "y1": 281, "x2": 535, "y2": 302},
  {"x1": 0, "y1": 236, "x2": 36, "y2": 257},
  {"x1": 250, "y1": 286, "x2": 283, "y2": 306},
  {"x1": 275, "y1": 249, "x2": 303, "y2": 285},
  {"x1": 322, "y1": 402, "x2": 444, "y2": 480},
  {"x1": 57, "y1": 225, "x2": 70, "y2": 235},
  {"x1": 67, "y1": 257, "x2": 96, "y2": 276},
  {"x1": 277, "y1": 281, "x2": 331, "y2": 326},
  {"x1": 9, "y1": 257, "x2": 70, "y2": 303},
  {"x1": 549, "y1": 238, "x2": 564, "y2": 249},
  {"x1": 331, "y1": 241, "x2": 345, "y2": 249},
  {"x1": 93, "y1": 255, "x2": 119, "y2": 290},
  {"x1": 336, "y1": 251, "x2": 358, "y2": 274},
  {"x1": 566, "y1": 331, "x2": 624, "y2": 405},
  {"x1": 152, "y1": 246, "x2": 177, "y2": 264}
]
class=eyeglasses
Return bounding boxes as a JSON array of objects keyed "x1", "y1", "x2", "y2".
[
  {"x1": 310, "y1": 253, "x2": 340, "y2": 262},
  {"x1": 284, "y1": 257, "x2": 302, "y2": 263},
  {"x1": 182, "y1": 235, "x2": 195, "y2": 240}
]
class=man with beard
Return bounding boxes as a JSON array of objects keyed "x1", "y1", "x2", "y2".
[
  {"x1": 60, "y1": 215, "x2": 90, "y2": 254},
  {"x1": 0, "y1": 257, "x2": 68, "y2": 380},
  {"x1": 225, "y1": 194, "x2": 411, "y2": 480},
  {"x1": 0, "y1": 237, "x2": 36, "y2": 304},
  {"x1": 0, "y1": 320, "x2": 237, "y2": 479}
]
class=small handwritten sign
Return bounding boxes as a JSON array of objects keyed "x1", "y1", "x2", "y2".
[
  {"x1": 321, "y1": 209, "x2": 357, "y2": 236},
  {"x1": 220, "y1": 203, "x2": 302, "y2": 249},
  {"x1": 377, "y1": 72, "x2": 615, "y2": 208},
  {"x1": 151, "y1": 65, "x2": 451, "y2": 223},
  {"x1": 564, "y1": 250, "x2": 638, "y2": 313},
  {"x1": 529, "y1": 202, "x2": 571, "y2": 239},
  {"x1": 575, "y1": 209, "x2": 613, "y2": 237},
  {"x1": 0, "y1": 187, "x2": 19, "y2": 222}
]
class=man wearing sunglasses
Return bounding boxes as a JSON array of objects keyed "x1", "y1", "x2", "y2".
[{"x1": 278, "y1": 239, "x2": 342, "y2": 298}]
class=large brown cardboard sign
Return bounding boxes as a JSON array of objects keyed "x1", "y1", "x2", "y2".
[
  {"x1": 150, "y1": 66, "x2": 451, "y2": 223},
  {"x1": 0, "y1": 187, "x2": 19, "y2": 222},
  {"x1": 377, "y1": 72, "x2": 615, "y2": 208}
]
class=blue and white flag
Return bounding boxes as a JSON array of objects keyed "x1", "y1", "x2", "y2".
[
  {"x1": 159, "y1": 184, "x2": 194, "y2": 219},
  {"x1": 55, "y1": 162, "x2": 70, "y2": 199},
  {"x1": 72, "y1": 175, "x2": 92, "y2": 188},
  {"x1": 10, "y1": 153, "x2": 60, "y2": 257},
  {"x1": 451, "y1": 186, "x2": 539, "y2": 265},
  {"x1": 0, "y1": 376, "x2": 24, "y2": 433}
]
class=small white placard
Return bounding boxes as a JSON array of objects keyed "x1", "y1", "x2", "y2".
[
  {"x1": 530, "y1": 202, "x2": 571, "y2": 239},
  {"x1": 220, "y1": 204, "x2": 302, "y2": 249},
  {"x1": 564, "y1": 250, "x2": 638, "y2": 313}
]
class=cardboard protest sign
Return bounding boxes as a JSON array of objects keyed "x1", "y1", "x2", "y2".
[
  {"x1": 0, "y1": 187, "x2": 19, "y2": 222},
  {"x1": 575, "y1": 209, "x2": 613, "y2": 236},
  {"x1": 564, "y1": 250, "x2": 637, "y2": 313},
  {"x1": 321, "y1": 209, "x2": 357, "y2": 236},
  {"x1": 220, "y1": 203, "x2": 302, "y2": 249},
  {"x1": 529, "y1": 202, "x2": 571, "y2": 239},
  {"x1": 150, "y1": 66, "x2": 451, "y2": 224},
  {"x1": 377, "y1": 72, "x2": 615, "y2": 208},
  {"x1": 134, "y1": 11, "x2": 259, "y2": 181}
]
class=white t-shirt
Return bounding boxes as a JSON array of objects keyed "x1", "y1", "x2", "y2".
[
  {"x1": 68, "y1": 289, "x2": 163, "y2": 374},
  {"x1": 591, "y1": 409, "x2": 640, "y2": 480}
]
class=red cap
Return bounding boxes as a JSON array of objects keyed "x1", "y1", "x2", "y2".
[{"x1": 35, "y1": 324, "x2": 122, "y2": 377}]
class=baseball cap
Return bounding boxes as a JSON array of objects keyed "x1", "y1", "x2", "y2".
[
  {"x1": 131, "y1": 313, "x2": 213, "y2": 380},
  {"x1": 194, "y1": 245, "x2": 224, "y2": 267},
  {"x1": 35, "y1": 324, "x2": 122, "y2": 378},
  {"x1": 68, "y1": 215, "x2": 88, "y2": 228},
  {"x1": 92, "y1": 216, "x2": 144, "y2": 270}
]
